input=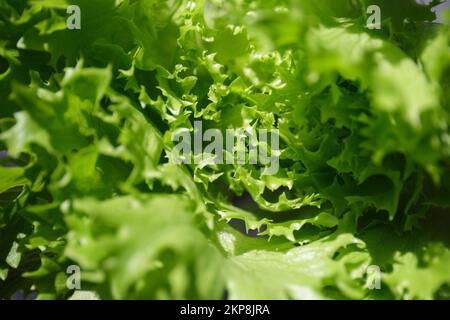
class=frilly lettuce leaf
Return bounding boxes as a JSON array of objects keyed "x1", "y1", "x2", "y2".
[{"x1": 0, "y1": 0, "x2": 449, "y2": 300}]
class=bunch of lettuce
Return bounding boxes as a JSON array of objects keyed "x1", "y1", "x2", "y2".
[{"x1": 0, "y1": 0, "x2": 449, "y2": 300}]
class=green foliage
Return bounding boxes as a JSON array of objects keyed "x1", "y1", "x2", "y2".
[{"x1": 0, "y1": 0, "x2": 449, "y2": 299}]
